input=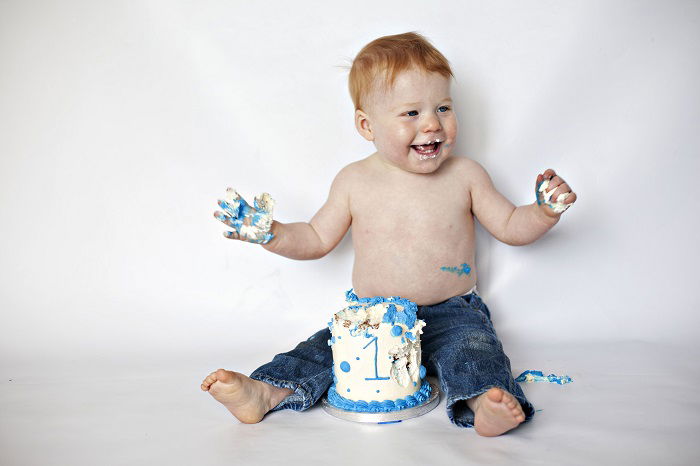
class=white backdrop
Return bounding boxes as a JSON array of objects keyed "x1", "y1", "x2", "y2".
[{"x1": 1, "y1": 1, "x2": 699, "y2": 463}]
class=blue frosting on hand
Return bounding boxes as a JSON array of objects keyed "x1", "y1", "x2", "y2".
[
  {"x1": 536, "y1": 180, "x2": 544, "y2": 206},
  {"x1": 218, "y1": 192, "x2": 275, "y2": 244}
]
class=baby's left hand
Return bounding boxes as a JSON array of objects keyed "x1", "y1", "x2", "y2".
[{"x1": 536, "y1": 169, "x2": 577, "y2": 217}]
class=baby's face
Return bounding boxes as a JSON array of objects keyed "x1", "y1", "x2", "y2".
[{"x1": 361, "y1": 68, "x2": 457, "y2": 174}]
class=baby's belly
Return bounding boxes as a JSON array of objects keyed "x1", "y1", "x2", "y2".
[{"x1": 351, "y1": 228, "x2": 477, "y2": 306}]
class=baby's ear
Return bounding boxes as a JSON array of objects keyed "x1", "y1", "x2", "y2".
[{"x1": 354, "y1": 109, "x2": 374, "y2": 141}]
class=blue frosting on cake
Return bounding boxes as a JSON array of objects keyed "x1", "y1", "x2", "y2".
[
  {"x1": 344, "y1": 288, "x2": 418, "y2": 328},
  {"x1": 327, "y1": 379, "x2": 432, "y2": 413}
]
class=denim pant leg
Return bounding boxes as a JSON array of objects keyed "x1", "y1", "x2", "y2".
[
  {"x1": 249, "y1": 328, "x2": 333, "y2": 412},
  {"x1": 419, "y1": 294, "x2": 535, "y2": 428}
]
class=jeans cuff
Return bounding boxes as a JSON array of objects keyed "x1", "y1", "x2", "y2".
[
  {"x1": 445, "y1": 384, "x2": 535, "y2": 428},
  {"x1": 248, "y1": 373, "x2": 314, "y2": 412}
]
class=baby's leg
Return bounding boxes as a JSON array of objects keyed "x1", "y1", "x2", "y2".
[
  {"x1": 419, "y1": 294, "x2": 534, "y2": 436},
  {"x1": 201, "y1": 328, "x2": 333, "y2": 422}
]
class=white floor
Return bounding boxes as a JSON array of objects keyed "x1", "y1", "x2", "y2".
[{"x1": 2, "y1": 340, "x2": 699, "y2": 466}]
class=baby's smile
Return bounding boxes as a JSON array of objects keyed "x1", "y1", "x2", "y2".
[{"x1": 411, "y1": 138, "x2": 443, "y2": 160}]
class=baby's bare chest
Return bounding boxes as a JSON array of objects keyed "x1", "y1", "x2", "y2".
[{"x1": 350, "y1": 175, "x2": 472, "y2": 241}]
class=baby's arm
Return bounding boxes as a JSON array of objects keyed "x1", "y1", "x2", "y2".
[
  {"x1": 468, "y1": 162, "x2": 576, "y2": 246},
  {"x1": 262, "y1": 170, "x2": 352, "y2": 259},
  {"x1": 216, "y1": 169, "x2": 352, "y2": 260}
]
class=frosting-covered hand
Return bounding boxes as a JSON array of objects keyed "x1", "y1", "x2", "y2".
[
  {"x1": 214, "y1": 188, "x2": 275, "y2": 244},
  {"x1": 535, "y1": 169, "x2": 577, "y2": 217}
]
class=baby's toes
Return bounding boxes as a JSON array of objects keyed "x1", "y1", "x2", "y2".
[{"x1": 203, "y1": 371, "x2": 220, "y2": 385}]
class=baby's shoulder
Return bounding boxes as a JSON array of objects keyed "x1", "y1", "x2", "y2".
[
  {"x1": 333, "y1": 156, "x2": 378, "y2": 184},
  {"x1": 441, "y1": 156, "x2": 490, "y2": 183},
  {"x1": 327, "y1": 159, "x2": 369, "y2": 197}
]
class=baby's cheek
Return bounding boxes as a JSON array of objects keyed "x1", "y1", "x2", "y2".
[
  {"x1": 443, "y1": 116, "x2": 458, "y2": 141},
  {"x1": 395, "y1": 124, "x2": 415, "y2": 141}
]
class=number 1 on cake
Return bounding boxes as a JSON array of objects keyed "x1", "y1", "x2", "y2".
[{"x1": 363, "y1": 337, "x2": 390, "y2": 381}]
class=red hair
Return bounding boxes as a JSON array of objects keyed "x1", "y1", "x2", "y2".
[{"x1": 349, "y1": 32, "x2": 453, "y2": 110}]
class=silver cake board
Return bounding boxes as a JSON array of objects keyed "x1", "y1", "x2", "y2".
[{"x1": 321, "y1": 381, "x2": 440, "y2": 424}]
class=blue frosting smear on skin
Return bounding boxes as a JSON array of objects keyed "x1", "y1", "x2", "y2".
[
  {"x1": 344, "y1": 289, "x2": 418, "y2": 329},
  {"x1": 515, "y1": 370, "x2": 573, "y2": 385},
  {"x1": 327, "y1": 380, "x2": 432, "y2": 413},
  {"x1": 535, "y1": 179, "x2": 559, "y2": 211},
  {"x1": 536, "y1": 180, "x2": 544, "y2": 206},
  {"x1": 440, "y1": 263, "x2": 471, "y2": 277}
]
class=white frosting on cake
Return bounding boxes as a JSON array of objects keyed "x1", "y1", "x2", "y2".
[{"x1": 329, "y1": 297, "x2": 426, "y2": 403}]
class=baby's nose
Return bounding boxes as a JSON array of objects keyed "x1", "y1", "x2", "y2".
[{"x1": 422, "y1": 113, "x2": 441, "y2": 132}]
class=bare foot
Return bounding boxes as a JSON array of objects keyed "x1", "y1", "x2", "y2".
[
  {"x1": 200, "y1": 369, "x2": 293, "y2": 424},
  {"x1": 467, "y1": 387, "x2": 526, "y2": 436}
]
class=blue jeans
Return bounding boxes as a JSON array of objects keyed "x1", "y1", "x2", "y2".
[{"x1": 250, "y1": 292, "x2": 535, "y2": 427}]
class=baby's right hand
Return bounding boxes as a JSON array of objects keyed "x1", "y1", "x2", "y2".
[{"x1": 214, "y1": 188, "x2": 275, "y2": 244}]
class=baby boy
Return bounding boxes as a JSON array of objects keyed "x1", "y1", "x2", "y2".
[{"x1": 200, "y1": 32, "x2": 576, "y2": 436}]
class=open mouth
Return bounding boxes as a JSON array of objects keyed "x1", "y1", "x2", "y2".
[{"x1": 411, "y1": 139, "x2": 443, "y2": 160}]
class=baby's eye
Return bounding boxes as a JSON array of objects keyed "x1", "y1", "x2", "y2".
[
  {"x1": 405, "y1": 110, "x2": 419, "y2": 117},
  {"x1": 437, "y1": 105, "x2": 451, "y2": 113}
]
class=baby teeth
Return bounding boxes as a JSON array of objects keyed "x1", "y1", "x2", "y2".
[{"x1": 415, "y1": 138, "x2": 442, "y2": 146}]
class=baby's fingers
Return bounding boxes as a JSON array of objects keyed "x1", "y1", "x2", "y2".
[
  {"x1": 214, "y1": 210, "x2": 249, "y2": 235},
  {"x1": 542, "y1": 168, "x2": 556, "y2": 180},
  {"x1": 546, "y1": 175, "x2": 565, "y2": 189},
  {"x1": 550, "y1": 182, "x2": 571, "y2": 201},
  {"x1": 224, "y1": 228, "x2": 259, "y2": 243},
  {"x1": 218, "y1": 198, "x2": 240, "y2": 217},
  {"x1": 214, "y1": 210, "x2": 233, "y2": 226},
  {"x1": 254, "y1": 193, "x2": 275, "y2": 214},
  {"x1": 223, "y1": 230, "x2": 242, "y2": 240}
]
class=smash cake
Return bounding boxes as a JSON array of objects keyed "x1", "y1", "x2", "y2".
[{"x1": 326, "y1": 289, "x2": 432, "y2": 413}]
